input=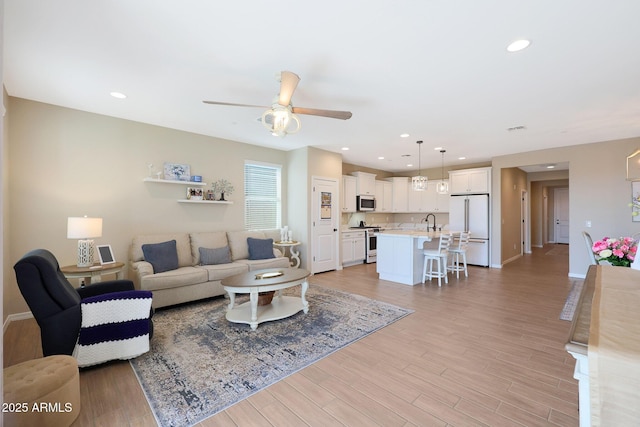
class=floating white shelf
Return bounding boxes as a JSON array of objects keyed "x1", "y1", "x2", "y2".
[
  {"x1": 177, "y1": 199, "x2": 233, "y2": 204},
  {"x1": 143, "y1": 178, "x2": 207, "y2": 186}
]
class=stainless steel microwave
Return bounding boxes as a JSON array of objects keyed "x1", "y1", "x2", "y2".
[{"x1": 357, "y1": 195, "x2": 376, "y2": 211}]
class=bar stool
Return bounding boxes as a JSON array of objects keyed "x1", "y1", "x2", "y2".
[
  {"x1": 448, "y1": 231, "x2": 470, "y2": 278},
  {"x1": 422, "y1": 233, "x2": 452, "y2": 287}
]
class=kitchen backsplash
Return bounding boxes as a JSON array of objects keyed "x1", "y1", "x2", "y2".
[{"x1": 342, "y1": 212, "x2": 449, "y2": 228}]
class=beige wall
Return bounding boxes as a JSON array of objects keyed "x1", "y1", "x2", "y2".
[
  {"x1": 286, "y1": 146, "x2": 343, "y2": 270},
  {"x1": 4, "y1": 97, "x2": 290, "y2": 320},
  {"x1": 492, "y1": 136, "x2": 640, "y2": 277},
  {"x1": 500, "y1": 167, "x2": 528, "y2": 263}
]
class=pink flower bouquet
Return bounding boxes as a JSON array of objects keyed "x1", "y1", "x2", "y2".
[{"x1": 592, "y1": 236, "x2": 638, "y2": 267}]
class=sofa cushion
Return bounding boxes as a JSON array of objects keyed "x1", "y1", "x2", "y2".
[
  {"x1": 235, "y1": 256, "x2": 291, "y2": 271},
  {"x1": 142, "y1": 240, "x2": 179, "y2": 273},
  {"x1": 131, "y1": 233, "x2": 192, "y2": 267},
  {"x1": 247, "y1": 237, "x2": 275, "y2": 260},
  {"x1": 190, "y1": 232, "x2": 228, "y2": 265},
  {"x1": 140, "y1": 266, "x2": 208, "y2": 292},
  {"x1": 227, "y1": 230, "x2": 266, "y2": 261},
  {"x1": 199, "y1": 246, "x2": 232, "y2": 265},
  {"x1": 197, "y1": 262, "x2": 248, "y2": 281}
]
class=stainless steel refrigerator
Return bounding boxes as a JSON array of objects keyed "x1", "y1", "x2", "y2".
[{"x1": 449, "y1": 194, "x2": 490, "y2": 267}]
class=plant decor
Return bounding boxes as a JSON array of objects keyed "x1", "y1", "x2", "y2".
[
  {"x1": 211, "y1": 179, "x2": 234, "y2": 201},
  {"x1": 592, "y1": 236, "x2": 638, "y2": 267}
]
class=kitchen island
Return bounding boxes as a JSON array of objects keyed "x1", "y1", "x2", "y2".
[{"x1": 376, "y1": 230, "x2": 455, "y2": 285}]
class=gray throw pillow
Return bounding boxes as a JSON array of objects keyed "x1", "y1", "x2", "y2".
[
  {"x1": 247, "y1": 237, "x2": 275, "y2": 260},
  {"x1": 142, "y1": 240, "x2": 179, "y2": 273},
  {"x1": 199, "y1": 246, "x2": 231, "y2": 265}
]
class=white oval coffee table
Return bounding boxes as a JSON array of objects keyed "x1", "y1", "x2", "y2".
[{"x1": 221, "y1": 268, "x2": 310, "y2": 330}]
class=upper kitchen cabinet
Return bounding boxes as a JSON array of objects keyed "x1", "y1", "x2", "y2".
[
  {"x1": 408, "y1": 179, "x2": 449, "y2": 212},
  {"x1": 386, "y1": 177, "x2": 409, "y2": 212},
  {"x1": 351, "y1": 171, "x2": 376, "y2": 196},
  {"x1": 375, "y1": 180, "x2": 393, "y2": 212},
  {"x1": 342, "y1": 175, "x2": 357, "y2": 212},
  {"x1": 449, "y1": 167, "x2": 491, "y2": 194}
]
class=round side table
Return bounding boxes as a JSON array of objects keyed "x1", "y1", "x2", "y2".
[
  {"x1": 60, "y1": 262, "x2": 125, "y2": 286},
  {"x1": 273, "y1": 241, "x2": 301, "y2": 268}
]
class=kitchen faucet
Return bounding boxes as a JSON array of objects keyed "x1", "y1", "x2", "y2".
[{"x1": 424, "y1": 213, "x2": 436, "y2": 231}]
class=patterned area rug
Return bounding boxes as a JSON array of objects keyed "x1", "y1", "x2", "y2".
[
  {"x1": 560, "y1": 280, "x2": 584, "y2": 321},
  {"x1": 130, "y1": 284, "x2": 412, "y2": 427}
]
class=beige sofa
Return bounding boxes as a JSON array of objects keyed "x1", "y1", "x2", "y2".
[{"x1": 129, "y1": 229, "x2": 290, "y2": 308}]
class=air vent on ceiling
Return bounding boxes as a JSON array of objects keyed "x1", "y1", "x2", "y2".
[{"x1": 507, "y1": 125, "x2": 527, "y2": 132}]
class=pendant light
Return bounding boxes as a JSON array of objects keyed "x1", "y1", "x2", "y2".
[
  {"x1": 436, "y1": 149, "x2": 449, "y2": 194},
  {"x1": 412, "y1": 140, "x2": 428, "y2": 191}
]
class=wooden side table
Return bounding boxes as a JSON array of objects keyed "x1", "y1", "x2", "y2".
[
  {"x1": 60, "y1": 262, "x2": 125, "y2": 286},
  {"x1": 273, "y1": 241, "x2": 301, "y2": 268}
]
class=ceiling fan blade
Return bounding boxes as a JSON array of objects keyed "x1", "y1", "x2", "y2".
[
  {"x1": 202, "y1": 101, "x2": 268, "y2": 109},
  {"x1": 278, "y1": 71, "x2": 300, "y2": 107},
  {"x1": 292, "y1": 107, "x2": 353, "y2": 120}
]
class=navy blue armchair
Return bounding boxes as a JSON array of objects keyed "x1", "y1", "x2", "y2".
[{"x1": 14, "y1": 249, "x2": 153, "y2": 367}]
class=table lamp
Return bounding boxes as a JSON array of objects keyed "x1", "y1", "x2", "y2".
[{"x1": 67, "y1": 216, "x2": 103, "y2": 267}]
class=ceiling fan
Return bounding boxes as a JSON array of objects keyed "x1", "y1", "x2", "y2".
[{"x1": 203, "y1": 71, "x2": 352, "y2": 137}]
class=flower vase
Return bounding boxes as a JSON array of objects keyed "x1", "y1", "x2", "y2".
[{"x1": 219, "y1": 192, "x2": 225, "y2": 201}]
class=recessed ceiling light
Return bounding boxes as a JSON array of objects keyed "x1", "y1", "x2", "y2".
[
  {"x1": 341, "y1": 147, "x2": 349, "y2": 151},
  {"x1": 110, "y1": 91, "x2": 127, "y2": 99},
  {"x1": 400, "y1": 133, "x2": 410, "y2": 138},
  {"x1": 458, "y1": 156, "x2": 466, "y2": 160},
  {"x1": 378, "y1": 156, "x2": 385, "y2": 160},
  {"x1": 507, "y1": 39, "x2": 531, "y2": 52},
  {"x1": 546, "y1": 164, "x2": 556, "y2": 169},
  {"x1": 407, "y1": 163, "x2": 413, "y2": 167},
  {"x1": 434, "y1": 146, "x2": 443, "y2": 151}
]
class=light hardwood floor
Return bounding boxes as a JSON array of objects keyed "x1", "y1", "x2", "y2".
[{"x1": 4, "y1": 244, "x2": 581, "y2": 426}]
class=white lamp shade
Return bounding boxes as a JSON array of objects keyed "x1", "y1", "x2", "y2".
[{"x1": 67, "y1": 217, "x2": 103, "y2": 239}]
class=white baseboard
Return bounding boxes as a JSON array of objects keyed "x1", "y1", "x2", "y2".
[
  {"x1": 502, "y1": 253, "x2": 522, "y2": 266},
  {"x1": 3, "y1": 311, "x2": 34, "y2": 334},
  {"x1": 490, "y1": 263, "x2": 503, "y2": 268}
]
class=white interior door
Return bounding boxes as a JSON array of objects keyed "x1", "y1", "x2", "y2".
[
  {"x1": 554, "y1": 187, "x2": 570, "y2": 244},
  {"x1": 312, "y1": 177, "x2": 339, "y2": 273}
]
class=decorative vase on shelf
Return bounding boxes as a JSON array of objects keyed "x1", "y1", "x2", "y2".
[{"x1": 219, "y1": 192, "x2": 225, "y2": 201}]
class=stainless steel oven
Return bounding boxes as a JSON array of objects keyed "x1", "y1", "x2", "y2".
[{"x1": 365, "y1": 227, "x2": 380, "y2": 263}]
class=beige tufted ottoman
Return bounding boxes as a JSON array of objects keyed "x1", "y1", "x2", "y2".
[{"x1": 3, "y1": 355, "x2": 81, "y2": 427}]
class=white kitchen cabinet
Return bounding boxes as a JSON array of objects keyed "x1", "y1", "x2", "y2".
[
  {"x1": 341, "y1": 230, "x2": 366, "y2": 266},
  {"x1": 386, "y1": 177, "x2": 409, "y2": 212},
  {"x1": 431, "y1": 180, "x2": 450, "y2": 212},
  {"x1": 449, "y1": 168, "x2": 491, "y2": 194},
  {"x1": 375, "y1": 180, "x2": 393, "y2": 212},
  {"x1": 407, "y1": 180, "x2": 450, "y2": 212},
  {"x1": 408, "y1": 182, "x2": 429, "y2": 213},
  {"x1": 342, "y1": 175, "x2": 357, "y2": 212},
  {"x1": 351, "y1": 171, "x2": 376, "y2": 196}
]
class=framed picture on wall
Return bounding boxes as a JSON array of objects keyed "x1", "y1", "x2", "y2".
[
  {"x1": 632, "y1": 181, "x2": 640, "y2": 222},
  {"x1": 163, "y1": 162, "x2": 191, "y2": 181}
]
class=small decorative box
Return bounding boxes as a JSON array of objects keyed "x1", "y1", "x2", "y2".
[{"x1": 191, "y1": 175, "x2": 202, "y2": 182}]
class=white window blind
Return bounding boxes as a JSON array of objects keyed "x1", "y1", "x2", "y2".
[{"x1": 244, "y1": 162, "x2": 282, "y2": 230}]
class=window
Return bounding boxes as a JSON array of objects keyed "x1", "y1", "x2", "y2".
[{"x1": 244, "y1": 161, "x2": 282, "y2": 230}]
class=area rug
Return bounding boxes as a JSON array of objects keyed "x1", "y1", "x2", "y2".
[
  {"x1": 560, "y1": 280, "x2": 584, "y2": 321},
  {"x1": 130, "y1": 284, "x2": 412, "y2": 427}
]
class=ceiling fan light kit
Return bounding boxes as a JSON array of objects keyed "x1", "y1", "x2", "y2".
[
  {"x1": 412, "y1": 140, "x2": 428, "y2": 191},
  {"x1": 262, "y1": 104, "x2": 301, "y2": 137},
  {"x1": 203, "y1": 70, "x2": 352, "y2": 137}
]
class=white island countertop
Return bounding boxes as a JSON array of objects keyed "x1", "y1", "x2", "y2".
[{"x1": 376, "y1": 230, "x2": 459, "y2": 285}]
